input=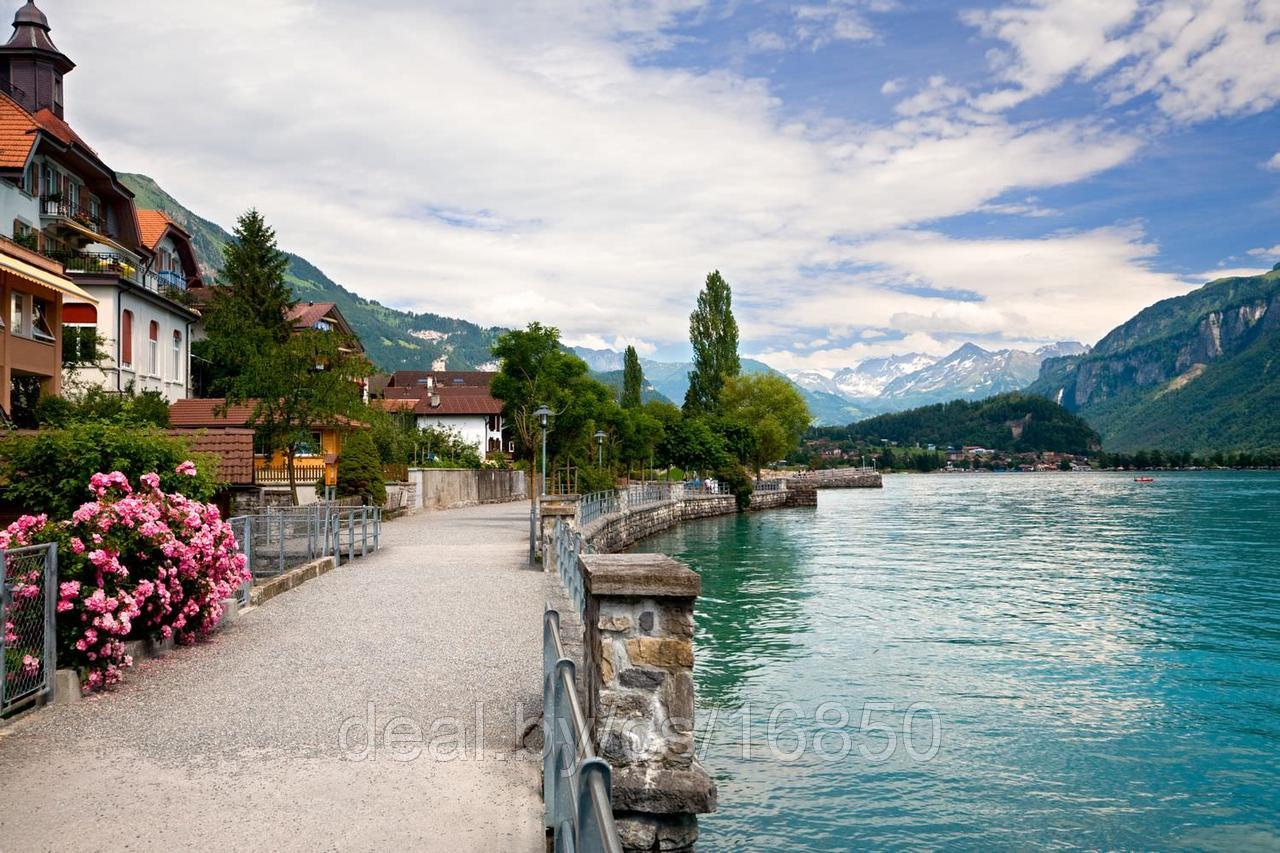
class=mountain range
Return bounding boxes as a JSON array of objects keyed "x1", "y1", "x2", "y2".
[
  {"x1": 784, "y1": 341, "x2": 1087, "y2": 419},
  {"x1": 120, "y1": 174, "x2": 506, "y2": 373},
  {"x1": 1028, "y1": 266, "x2": 1280, "y2": 452}
]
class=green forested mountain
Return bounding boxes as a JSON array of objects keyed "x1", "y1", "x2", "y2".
[
  {"x1": 1028, "y1": 266, "x2": 1280, "y2": 452},
  {"x1": 119, "y1": 174, "x2": 504, "y2": 372},
  {"x1": 817, "y1": 393, "x2": 1101, "y2": 454}
]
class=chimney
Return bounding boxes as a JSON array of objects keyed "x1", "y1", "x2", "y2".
[{"x1": 430, "y1": 394, "x2": 441, "y2": 409}]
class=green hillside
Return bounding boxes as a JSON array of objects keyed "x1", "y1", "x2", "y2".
[
  {"x1": 120, "y1": 174, "x2": 504, "y2": 373},
  {"x1": 817, "y1": 393, "x2": 1100, "y2": 454},
  {"x1": 1029, "y1": 266, "x2": 1280, "y2": 452}
]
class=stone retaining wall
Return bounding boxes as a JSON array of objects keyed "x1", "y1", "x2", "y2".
[
  {"x1": 407, "y1": 468, "x2": 528, "y2": 511},
  {"x1": 785, "y1": 471, "x2": 882, "y2": 489},
  {"x1": 580, "y1": 489, "x2": 803, "y2": 555}
]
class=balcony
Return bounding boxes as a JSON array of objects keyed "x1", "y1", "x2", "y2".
[
  {"x1": 40, "y1": 196, "x2": 106, "y2": 235},
  {"x1": 42, "y1": 250, "x2": 188, "y2": 300}
]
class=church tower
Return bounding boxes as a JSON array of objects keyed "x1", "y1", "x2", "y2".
[{"x1": 0, "y1": 1, "x2": 75, "y2": 117}]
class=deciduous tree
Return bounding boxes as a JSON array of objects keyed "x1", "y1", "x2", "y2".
[{"x1": 684, "y1": 270, "x2": 740, "y2": 415}]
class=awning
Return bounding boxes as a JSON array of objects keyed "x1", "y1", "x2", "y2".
[
  {"x1": 54, "y1": 217, "x2": 140, "y2": 259},
  {"x1": 0, "y1": 251, "x2": 98, "y2": 303}
]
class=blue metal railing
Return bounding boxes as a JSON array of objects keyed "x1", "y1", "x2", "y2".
[
  {"x1": 543, "y1": 608, "x2": 623, "y2": 853},
  {"x1": 578, "y1": 490, "x2": 620, "y2": 529},
  {"x1": 554, "y1": 518, "x2": 588, "y2": 617}
]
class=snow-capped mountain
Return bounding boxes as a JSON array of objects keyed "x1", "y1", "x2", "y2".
[
  {"x1": 831, "y1": 353, "x2": 939, "y2": 398},
  {"x1": 783, "y1": 341, "x2": 1088, "y2": 417}
]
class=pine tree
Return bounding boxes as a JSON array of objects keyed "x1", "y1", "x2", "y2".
[
  {"x1": 218, "y1": 209, "x2": 294, "y2": 340},
  {"x1": 684, "y1": 270, "x2": 740, "y2": 414},
  {"x1": 622, "y1": 345, "x2": 644, "y2": 409},
  {"x1": 196, "y1": 209, "x2": 297, "y2": 394}
]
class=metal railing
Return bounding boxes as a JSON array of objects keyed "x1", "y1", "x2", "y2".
[
  {"x1": 578, "y1": 490, "x2": 620, "y2": 529},
  {"x1": 230, "y1": 504, "x2": 382, "y2": 583},
  {"x1": 754, "y1": 478, "x2": 787, "y2": 492},
  {"x1": 543, "y1": 607, "x2": 623, "y2": 853},
  {"x1": 1, "y1": 543, "x2": 57, "y2": 715},
  {"x1": 792, "y1": 465, "x2": 877, "y2": 478},
  {"x1": 554, "y1": 517, "x2": 589, "y2": 617},
  {"x1": 41, "y1": 197, "x2": 106, "y2": 232},
  {"x1": 624, "y1": 481, "x2": 670, "y2": 509}
]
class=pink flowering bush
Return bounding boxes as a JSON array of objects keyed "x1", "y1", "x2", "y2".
[{"x1": 1, "y1": 463, "x2": 249, "y2": 691}]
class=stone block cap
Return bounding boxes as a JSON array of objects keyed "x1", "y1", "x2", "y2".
[{"x1": 580, "y1": 553, "x2": 700, "y2": 599}]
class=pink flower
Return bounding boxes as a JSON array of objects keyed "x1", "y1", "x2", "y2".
[{"x1": 175, "y1": 460, "x2": 198, "y2": 477}]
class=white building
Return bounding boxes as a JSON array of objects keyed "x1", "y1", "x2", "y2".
[
  {"x1": 379, "y1": 371, "x2": 508, "y2": 460},
  {"x1": 0, "y1": 2, "x2": 201, "y2": 404}
]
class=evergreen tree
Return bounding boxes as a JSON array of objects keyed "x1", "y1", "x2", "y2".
[
  {"x1": 195, "y1": 209, "x2": 296, "y2": 394},
  {"x1": 337, "y1": 429, "x2": 387, "y2": 507},
  {"x1": 622, "y1": 345, "x2": 644, "y2": 409},
  {"x1": 683, "y1": 270, "x2": 740, "y2": 415},
  {"x1": 218, "y1": 209, "x2": 294, "y2": 339}
]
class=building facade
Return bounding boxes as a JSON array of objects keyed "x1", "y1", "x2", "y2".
[
  {"x1": 379, "y1": 371, "x2": 508, "y2": 459},
  {"x1": 0, "y1": 2, "x2": 200, "y2": 405}
]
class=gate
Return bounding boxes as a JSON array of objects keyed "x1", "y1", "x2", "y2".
[{"x1": 1, "y1": 543, "x2": 57, "y2": 715}]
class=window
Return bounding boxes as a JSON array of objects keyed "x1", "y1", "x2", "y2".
[
  {"x1": 10, "y1": 292, "x2": 26, "y2": 337},
  {"x1": 42, "y1": 165, "x2": 57, "y2": 199},
  {"x1": 148, "y1": 320, "x2": 159, "y2": 375},
  {"x1": 120, "y1": 310, "x2": 133, "y2": 368},
  {"x1": 53, "y1": 75, "x2": 62, "y2": 109},
  {"x1": 31, "y1": 298, "x2": 54, "y2": 343},
  {"x1": 11, "y1": 219, "x2": 37, "y2": 251},
  {"x1": 21, "y1": 163, "x2": 35, "y2": 196},
  {"x1": 172, "y1": 330, "x2": 182, "y2": 382},
  {"x1": 63, "y1": 325, "x2": 97, "y2": 365}
]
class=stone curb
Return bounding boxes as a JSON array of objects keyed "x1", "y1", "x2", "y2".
[{"x1": 248, "y1": 556, "x2": 338, "y2": 607}]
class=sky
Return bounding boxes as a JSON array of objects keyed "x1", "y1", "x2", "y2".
[{"x1": 40, "y1": 0, "x2": 1280, "y2": 369}]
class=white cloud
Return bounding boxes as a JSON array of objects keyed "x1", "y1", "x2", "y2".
[
  {"x1": 791, "y1": 1, "x2": 881, "y2": 48},
  {"x1": 893, "y1": 76, "x2": 969, "y2": 116},
  {"x1": 41, "y1": 0, "x2": 1170, "y2": 368},
  {"x1": 746, "y1": 29, "x2": 788, "y2": 52},
  {"x1": 1265, "y1": 152, "x2": 1280, "y2": 171},
  {"x1": 880, "y1": 78, "x2": 905, "y2": 95},
  {"x1": 966, "y1": 0, "x2": 1280, "y2": 122},
  {"x1": 754, "y1": 226, "x2": 1191, "y2": 368},
  {"x1": 1245, "y1": 246, "x2": 1280, "y2": 261}
]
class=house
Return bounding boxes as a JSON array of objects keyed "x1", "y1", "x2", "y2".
[
  {"x1": 169, "y1": 398, "x2": 362, "y2": 498},
  {"x1": 0, "y1": 2, "x2": 200, "y2": 404},
  {"x1": 0, "y1": 234, "x2": 92, "y2": 422},
  {"x1": 377, "y1": 370, "x2": 507, "y2": 459}
]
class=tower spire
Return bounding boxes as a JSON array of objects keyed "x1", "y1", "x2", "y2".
[{"x1": 0, "y1": 1, "x2": 74, "y2": 116}]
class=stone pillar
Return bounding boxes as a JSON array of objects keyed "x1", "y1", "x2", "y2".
[
  {"x1": 539, "y1": 496, "x2": 579, "y2": 566},
  {"x1": 580, "y1": 553, "x2": 717, "y2": 852}
]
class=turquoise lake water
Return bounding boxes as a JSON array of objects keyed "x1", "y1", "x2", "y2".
[{"x1": 630, "y1": 472, "x2": 1280, "y2": 851}]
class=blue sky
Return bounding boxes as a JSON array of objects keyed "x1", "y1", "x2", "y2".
[{"x1": 47, "y1": 0, "x2": 1280, "y2": 368}]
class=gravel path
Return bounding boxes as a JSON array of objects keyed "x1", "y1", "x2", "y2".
[{"x1": 0, "y1": 501, "x2": 549, "y2": 852}]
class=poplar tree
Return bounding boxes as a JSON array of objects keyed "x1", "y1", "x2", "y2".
[
  {"x1": 622, "y1": 345, "x2": 644, "y2": 409},
  {"x1": 683, "y1": 270, "x2": 740, "y2": 415}
]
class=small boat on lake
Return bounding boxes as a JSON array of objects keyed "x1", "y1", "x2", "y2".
[{"x1": 1134, "y1": 476, "x2": 1156, "y2": 483}]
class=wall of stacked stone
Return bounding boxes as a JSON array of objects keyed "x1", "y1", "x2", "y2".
[{"x1": 786, "y1": 471, "x2": 882, "y2": 489}]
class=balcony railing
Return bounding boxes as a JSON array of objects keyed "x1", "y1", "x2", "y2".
[
  {"x1": 43, "y1": 250, "x2": 188, "y2": 298},
  {"x1": 40, "y1": 197, "x2": 106, "y2": 234}
]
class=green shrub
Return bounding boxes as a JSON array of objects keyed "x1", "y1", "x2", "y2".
[
  {"x1": 0, "y1": 424, "x2": 219, "y2": 520},
  {"x1": 34, "y1": 387, "x2": 170, "y2": 429},
  {"x1": 337, "y1": 430, "x2": 387, "y2": 506}
]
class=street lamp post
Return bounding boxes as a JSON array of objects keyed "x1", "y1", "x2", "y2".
[
  {"x1": 529, "y1": 405, "x2": 553, "y2": 565},
  {"x1": 595, "y1": 430, "x2": 607, "y2": 468}
]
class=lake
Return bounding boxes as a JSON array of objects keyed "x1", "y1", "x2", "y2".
[{"x1": 630, "y1": 472, "x2": 1280, "y2": 851}]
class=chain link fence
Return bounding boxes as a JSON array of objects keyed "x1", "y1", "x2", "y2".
[{"x1": 1, "y1": 543, "x2": 57, "y2": 715}]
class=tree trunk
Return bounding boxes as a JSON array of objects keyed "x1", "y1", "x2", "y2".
[{"x1": 287, "y1": 447, "x2": 299, "y2": 506}]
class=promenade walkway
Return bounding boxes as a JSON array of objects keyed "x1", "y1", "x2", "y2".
[{"x1": 0, "y1": 502, "x2": 548, "y2": 852}]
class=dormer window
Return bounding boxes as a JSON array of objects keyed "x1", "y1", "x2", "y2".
[{"x1": 53, "y1": 74, "x2": 62, "y2": 109}]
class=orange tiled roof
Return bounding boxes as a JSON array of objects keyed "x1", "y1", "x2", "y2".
[
  {"x1": 0, "y1": 92, "x2": 38, "y2": 169},
  {"x1": 30, "y1": 107, "x2": 95, "y2": 154},
  {"x1": 136, "y1": 210, "x2": 188, "y2": 251},
  {"x1": 169, "y1": 428, "x2": 255, "y2": 485},
  {"x1": 170, "y1": 398, "x2": 367, "y2": 430}
]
